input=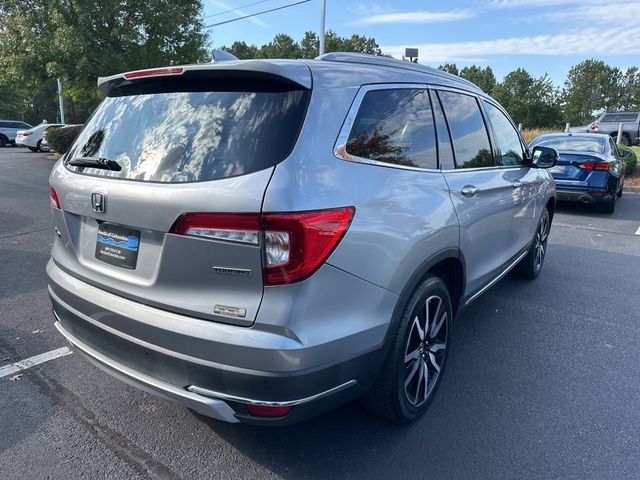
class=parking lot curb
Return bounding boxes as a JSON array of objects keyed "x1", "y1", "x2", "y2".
[{"x1": 625, "y1": 185, "x2": 640, "y2": 194}]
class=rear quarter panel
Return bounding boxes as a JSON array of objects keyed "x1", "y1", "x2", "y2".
[{"x1": 262, "y1": 67, "x2": 460, "y2": 296}]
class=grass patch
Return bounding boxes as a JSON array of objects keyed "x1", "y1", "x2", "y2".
[{"x1": 521, "y1": 128, "x2": 561, "y2": 144}]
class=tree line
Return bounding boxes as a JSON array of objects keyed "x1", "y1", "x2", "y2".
[{"x1": 0, "y1": 1, "x2": 637, "y2": 128}]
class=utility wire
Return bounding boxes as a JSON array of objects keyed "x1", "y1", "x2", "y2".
[
  {"x1": 204, "y1": 0, "x2": 275, "y2": 19},
  {"x1": 204, "y1": 0, "x2": 311, "y2": 28}
]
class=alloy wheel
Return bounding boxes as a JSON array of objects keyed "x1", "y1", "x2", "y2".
[
  {"x1": 403, "y1": 295, "x2": 448, "y2": 407},
  {"x1": 534, "y1": 212, "x2": 549, "y2": 271}
]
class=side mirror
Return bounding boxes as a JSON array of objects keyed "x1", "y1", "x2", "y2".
[{"x1": 531, "y1": 146, "x2": 558, "y2": 168}]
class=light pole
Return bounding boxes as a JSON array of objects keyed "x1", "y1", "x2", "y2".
[
  {"x1": 319, "y1": 0, "x2": 326, "y2": 56},
  {"x1": 57, "y1": 78, "x2": 65, "y2": 124}
]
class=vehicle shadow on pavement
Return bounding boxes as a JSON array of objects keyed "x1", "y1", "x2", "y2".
[{"x1": 555, "y1": 196, "x2": 640, "y2": 221}]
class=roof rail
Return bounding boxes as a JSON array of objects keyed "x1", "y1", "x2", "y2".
[{"x1": 316, "y1": 52, "x2": 481, "y2": 92}]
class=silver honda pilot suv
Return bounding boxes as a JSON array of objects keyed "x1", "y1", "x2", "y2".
[{"x1": 48, "y1": 53, "x2": 557, "y2": 425}]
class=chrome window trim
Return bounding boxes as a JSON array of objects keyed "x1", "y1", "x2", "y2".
[
  {"x1": 334, "y1": 83, "x2": 524, "y2": 174},
  {"x1": 333, "y1": 83, "x2": 440, "y2": 173}
]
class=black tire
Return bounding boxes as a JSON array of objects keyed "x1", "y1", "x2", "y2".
[
  {"x1": 598, "y1": 196, "x2": 616, "y2": 213},
  {"x1": 27, "y1": 147, "x2": 38, "y2": 152},
  {"x1": 361, "y1": 276, "x2": 451, "y2": 422},
  {"x1": 617, "y1": 185, "x2": 623, "y2": 198},
  {"x1": 516, "y1": 208, "x2": 550, "y2": 279},
  {"x1": 36, "y1": 139, "x2": 49, "y2": 152},
  {"x1": 621, "y1": 134, "x2": 631, "y2": 147},
  {"x1": 0, "y1": 135, "x2": 7, "y2": 147}
]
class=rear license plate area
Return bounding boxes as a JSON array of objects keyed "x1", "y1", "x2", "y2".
[{"x1": 95, "y1": 223, "x2": 140, "y2": 269}]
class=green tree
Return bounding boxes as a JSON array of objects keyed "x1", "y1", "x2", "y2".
[
  {"x1": 492, "y1": 68, "x2": 561, "y2": 128},
  {"x1": 459, "y1": 65, "x2": 496, "y2": 93},
  {"x1": 438, "y1": 64, "x2": 459, "y2": 76},
  {"x1": 0, "y1": 0, "x2": 208, "y2": 123},
  {"x1": 562, "y1": 59, "x2": 624, "y2": 125},
  {"x1": 300, "y1": 31, "x2": 319, "y2": 58},
  {"x1": 257, "y1": 34, "x2": 302, "y2": 59},
  {"x1": 223, "y1": 41, "x2": 259, "y2": 60},
  {"x1": 621, "y1": 67, "x2": 640, "y2": 111}
]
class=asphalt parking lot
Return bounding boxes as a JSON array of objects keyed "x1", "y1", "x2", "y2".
[{"x1": 1, "y1": 147, "x2": 640, "y2": 479}]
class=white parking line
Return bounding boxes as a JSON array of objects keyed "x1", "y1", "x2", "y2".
[
  {"x1": 0, "y1": 347, "x2": 72, "y2": 379},
  {"x1": 636, "y1": 226, "x2": 640, "y2": 236}
]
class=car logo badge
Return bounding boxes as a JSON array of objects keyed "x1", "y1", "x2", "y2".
[{"x1": 91, "y1": 193, "x2": 106, "y2": 214}]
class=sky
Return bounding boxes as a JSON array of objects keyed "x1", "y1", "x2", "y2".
[{"x1": 202, "y1": 0, "x2": 640, "y2": 87}]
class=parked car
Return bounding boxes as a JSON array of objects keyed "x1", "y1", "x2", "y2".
[
  {"x1": 0, "y1": 120, "x2": 33, "y2": 146},
  {"x1": 530, "y1": 133, "x2": 626, "y2": 213},
  {"x1": 590, "y1": 112, "x2": 640, "y2": 146},
  {"x1": 16, "y1": 123, "x2": 64, "y2": 151},
  {"x1": 48, "y1": 53, "x2": 557, "y2": 425}
]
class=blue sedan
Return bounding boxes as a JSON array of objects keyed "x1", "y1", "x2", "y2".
[{"x1": 529, "y1": 133, "x2": 627, "y2": 213}]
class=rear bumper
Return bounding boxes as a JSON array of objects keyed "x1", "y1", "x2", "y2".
[
  {"x1": 48, "y1": 260, "x2": 391, "y2": 424},
  {"x1": 556, "y1": 187, "x2": 615, "y2": 204}
]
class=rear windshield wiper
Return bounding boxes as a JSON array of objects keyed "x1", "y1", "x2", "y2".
[{"x1": 68, "y1": 156, "x2": 122, "y2": 171}]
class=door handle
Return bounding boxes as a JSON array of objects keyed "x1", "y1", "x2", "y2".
[
  {"x1": 512, "y1": 180, "x2": 523, "y2": 189},
  {"x1": 461, "y1": 185, "x2": 479, "y2": 197}
]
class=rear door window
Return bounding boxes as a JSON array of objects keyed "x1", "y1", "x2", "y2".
[
  {"x1": 65, "y1": 89, "x2": 310, "y2": 183},
  {"x1": 483, "y1": 101, "x2": 526, "y2": 166},
  {"x1": 345, "y1": 88, "x2": 437, "y2": 169},
  {"x1": 437, "y1": 91, "x2": 494, "y2": 169}
]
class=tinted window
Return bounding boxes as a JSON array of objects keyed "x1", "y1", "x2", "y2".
[
  {"x1": 431, "y1": 92, "x2": 455, "y2": 170},
  {"x1": 602, "y1": 113, "x2": 638, "y2": 123},
  {"x1": 65, "y1": 89, "x2": 309, "y2": 183},
  {"x1": 0, "y1": 122, "x2": 9, "y2": 128},
  {"x1": 438, "y1": 91, "x2": 493, "y2": 169},
  {"x1": 13, "y1": 122, "x2": 31, "y2": 129},
  {"x1": 483, "y1": 102, "x2": 525, "y2": 166},
  {"x1": 346, "y1": 89, "x2": 437, "y2": 169},
  {"x1": 533, "y1": 136, "x2": 605, "y2": 154}
]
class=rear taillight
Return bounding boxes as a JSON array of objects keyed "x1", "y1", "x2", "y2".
[
  {"x1": 49, "y1": 186, "x2": 61, "y2": 209},
  {"x1": 262, "y1": 208, "x2": 354, "y2": 285},
  {"x1": 581, "y1": 162, "x2": 611, "y2": 171},
  {"x1": 169, "y1": 207, "x2": 355, "y2": 285},
  {"x1": 592, "y1": 124, "x2": 600, "y2": 133},
  {"x1": 170, "y1": 213, "x2": 260, "y2": 244},
  {"x1": 21, "y1": 131, "x2": 33, "y2": 137},
  {"x1": 124, "y1": 67, "x2": 184, "y2": 79}
]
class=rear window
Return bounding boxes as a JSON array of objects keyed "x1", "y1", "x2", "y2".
[
  {"x1": 534, "y1": 136, "x2": 605, "y2": 154},
  {"x1": 65, "y1": 89, "x2": 309, "y2": 183},
  {"x1": 601, "y1": 113, "x2": 638, "y2": 123}
]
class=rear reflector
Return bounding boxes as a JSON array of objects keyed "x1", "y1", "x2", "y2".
[
  {"x1": 581, "y1": 162, "x2": 611, "y2": 171},
  {"x1": 49, "y1": 186, "x2": 61, "y2": 209},
  {"x1": 124, "y1": 67, "x2": 184, "y2": 79},
  {"x1": 246, "y1": 404, "x2": 292, "y2": 418},
  {"x1": 169, "y1": 207, "x2": 355, "y2": 285}
]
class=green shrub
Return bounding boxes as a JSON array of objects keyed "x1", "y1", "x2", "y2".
[
  {"x1": 617, "y1": 144, "x2": 638, "y2": 176},
  {"x1": 45, "y1": 125, "x2": 83, "y2": 154}
]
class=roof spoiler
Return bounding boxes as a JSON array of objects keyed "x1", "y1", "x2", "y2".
[{"x1": 97, "y1": 60, "x2": 312, "y2": 96}]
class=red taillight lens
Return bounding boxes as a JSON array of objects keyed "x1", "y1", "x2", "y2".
[
  {"x1": 124, "y1": 67, "x2": 184, "y2": 79},
  {"x1": 22, "y1": 131, "x2": 33, "y2": 136},
  {"x1": 169, "y1": 207, "x2": 355, "y2": 285},
  {"x1": 263, "y1": 208, "x2": 354, "y2": 285},
  {"x1": 581, "y1": 162, "x2": 611, "y2": 171},
  {"x1": 246, "y1": 404, "x2": 292, "y2": 418},
  {"x1": 592, "y1": 124, "x2": 600, "y2": 133},
  {"x1": 49, "y1": 186, "x2": 60, "y2": 209}
]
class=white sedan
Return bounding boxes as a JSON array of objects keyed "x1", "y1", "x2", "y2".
[{"x1": 16, "y1": 123, "x2": 64, "y2": 152}]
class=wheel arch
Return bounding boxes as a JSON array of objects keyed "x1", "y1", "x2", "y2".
[
  {"x1": 545, "y1": 196, "x2": 556, "y2": 223},
  {"x1": 384, "y1": 249, "x2": 465, "y2": 346}
]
